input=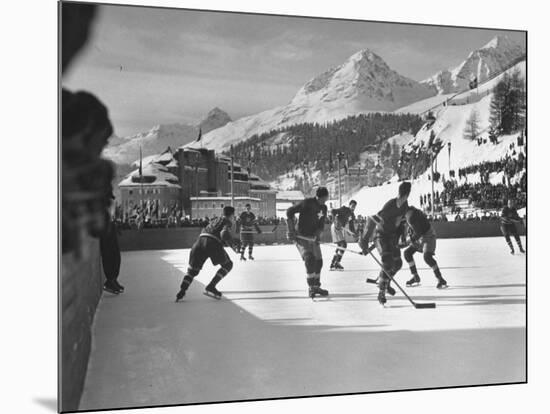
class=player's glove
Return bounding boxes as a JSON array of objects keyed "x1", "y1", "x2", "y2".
[{"x1": 286, "y1": 231, "x2": 297, "y2": 242}]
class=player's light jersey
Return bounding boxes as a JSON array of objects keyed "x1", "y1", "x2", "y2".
[
  {"x1": 287, "y1": 197, "x2": 328, "y2": 237},
  {"x1": 500, "y1": 206, "x2": 521, "y2": 226},
  {"x1": 239, "y1": 211, "x2": 257, "y2": 230},
  {"x1": 405, "y1": 207, "x2": 431, "y2": 238},
  {"x1": 373, "y1": 198, "x2": 408, "y2": 235},
  {"x1": 201, "y1": 216, "x2": 235, "y2": 245},
  {"x1": 332, "y1": 206, "x2": 356, "y2": 232}
]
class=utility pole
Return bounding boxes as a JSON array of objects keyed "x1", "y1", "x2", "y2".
[
  {"x1": 447, "y1": 142, "x2": 451, "y2": 175},
  {"x1": 336, "y1": 153, "x2": 341, "y2": 207},
  {"x1": 230, "y1": 145, "x2": 235, "y2": 207},
  {"x1": 430, "y1": 149, "x2": 435, "y2": 218}
]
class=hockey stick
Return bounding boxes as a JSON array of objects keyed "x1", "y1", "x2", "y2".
[
  {"x1": 365, "y1": 249, "x2": 436, "y2": 309},
  {"x1": 296, "y1": 236, "x2": 436, "y2": 309}
]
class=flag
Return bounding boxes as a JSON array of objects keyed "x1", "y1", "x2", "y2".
[
  {"x1": 196, "y1": 128, "x2": 202, "y2": 142},
  {"x1": 344, "y1": 157, "x2": 349, "y2": 175}
]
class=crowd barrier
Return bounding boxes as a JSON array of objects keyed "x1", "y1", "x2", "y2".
[
  {"x1": 60, "y1": 236, "x2": 104, "y2": 411},
  {"x1": 119, "y1": 221, "x2": 526, "y2": 252}
]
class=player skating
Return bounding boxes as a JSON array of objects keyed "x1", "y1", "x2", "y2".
[
  {"x1": 370, "y1": 182, "x2": 411, "y2": 305},
  {"x1": 175, "y1": 206, "x2": 241, "y2": 302},
  {"x1": 286, "y1": 187, "x2": 330, "y2": 299},
  {"x1": 237, "y1": 203, "x2": 262, "y2": 261},
  {"x1": 500, "y1": 199, "x2": 525, "y2": 254},
  {"x1": 403, "y1": 206, "x2": 448, "y2": 289},
  {"x1": 329, "y1": 200, "x2": 357, "y2": 271}
]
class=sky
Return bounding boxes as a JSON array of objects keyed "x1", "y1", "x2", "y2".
[{"x1": 63, "y1": 4, "x2": 526, "y2": 137}]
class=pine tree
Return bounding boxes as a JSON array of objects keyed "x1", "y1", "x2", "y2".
[{"x1": 463, "y1": 108, "x2": 480, "y2": 140}]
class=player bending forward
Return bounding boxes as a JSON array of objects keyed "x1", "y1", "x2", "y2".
[
  {"x1": 287, "y1": 187, "x2": 330, "y2": 299},
  {"x1": 370, "y1": 182, "x2": 411, "y2": 305},
  {"x1": 238, "y1": 203, "x2": 262, "y2": 261},
  {"x1": 500, "y1": 199, "x2": 525, "y2": 255},
  {"x1": 330, "y1": 200, "x2": 357, "y2": 271},
  {"x1": 175, "y1": 206, "x2": 241, "y2": 301},
  {"x1": 403, "y1": 206, "x2": 448, "y2": 289}
]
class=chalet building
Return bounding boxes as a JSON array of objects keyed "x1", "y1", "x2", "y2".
[{"x1": 118, "y1": 146, "x2": 277, "y2": 219}]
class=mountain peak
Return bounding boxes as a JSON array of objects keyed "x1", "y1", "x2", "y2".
[
  {"x1": 480, "y1": 34, "x2": 515, "y2": 51},
  {"x1": 422, "y1": 35, "x2": 524, "y2": 94},
  {"x1": 199, "y1": 107, "x2": 232, "y2": 134}
]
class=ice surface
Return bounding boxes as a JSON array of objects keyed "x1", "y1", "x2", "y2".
[{"x1": 79, "y1": 237, "x2": 525, "y2": 410}]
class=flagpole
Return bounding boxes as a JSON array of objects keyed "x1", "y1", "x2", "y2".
[
  {"x1": 230, "y1": 145, "x2": 235, "y2": 207},
  {"x1": 139, "y1": 145, "x2": 144, "y2": 229}
]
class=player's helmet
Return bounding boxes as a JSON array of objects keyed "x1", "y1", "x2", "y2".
[
  {"x1": 223, "y1": 206, "x2": 235, "y2": 217},
  {"x1": 316, "y1": 186, "x2": 329, "y2": 198},
  {"x1": 349, "y1": 200, "x2": 357, "y2": 207}
]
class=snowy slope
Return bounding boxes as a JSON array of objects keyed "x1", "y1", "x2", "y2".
[
  {"x1": 194, "y1": 50, "x2": 435, "y2": 152},
  {"x1": 351, "y1": 71, "x2": 525, "y2": 217},
  {"x1": 396, "y1": 60, "x2": 525, "y2": 115},
  {"x1": 421, "y1": 35, "x2": 525, "y2": 94}
]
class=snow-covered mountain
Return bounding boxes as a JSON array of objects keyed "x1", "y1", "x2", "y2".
[
  {"x1": 103, "y1": 107, "x2": 231, "y2": 165},
  {"x1": 421, "y1": 35, "x2": 525, "y2": 94},
  {"x1": 194, "y1": 49, "x2": 436, "y2": 151},
  {"x1": 103, "y1": 123, "x2": 199, "y2": 165}
]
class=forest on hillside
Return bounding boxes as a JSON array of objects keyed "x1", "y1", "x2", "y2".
[{"x1": 225, "y1": 112, "x2": 424, "y2": 183}]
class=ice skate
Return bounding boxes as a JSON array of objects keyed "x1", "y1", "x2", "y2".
[
  {"x1": 309, "y1": 286, "x2": 329, "y2": 299},
  {"x1": 204, "y1": 284, "x2": 222, "y2": 300},
  {"x1": 103, "y1": 281, "x2": 121, "y2": 295},
  {"x1": 406, "y1": 275, "x2": 421, "y2": 287},
  {"x1": 248, "y1": 254, "x2": 255, "y2": 260},
  {"x1": 334, "y1": 262, "x2": 344, "y2": 271},
  {"x1": 378, "y1": 289, "x2": 387, "y2": 306},
  {"x1": 436, "y1": 279, "x2": 448, "y2": 289},
  {"x1": 114, "y1": 280, "x2": 125, "y2": 292},
  {"x1": 386, "y1": 284, "x2": 396, "y2": 296},
  {"x1": 240, "y1": 255, "x2": 247, "y2": 261},
  {"x1": 175, "y1": 288, "x2": 186, "y2": 302}
]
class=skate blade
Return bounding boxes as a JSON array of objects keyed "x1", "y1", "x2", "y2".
[
  {"x1": 203, "y1": 291, "x2": 222, "y2": 300},
  {"x1": 406, "y1": 283, "x2": 421, "y2": 287},
  {"x1": 437, "y1": 285, "x2": 449, "y2": 290}
]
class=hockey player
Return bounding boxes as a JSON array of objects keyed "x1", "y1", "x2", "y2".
[
  {"x1": 175, "y1": 206, "x2": 241, "y2": 301},
  {"x1": 287, "y1": 187, "x2": 329, "y2": 299},
  {"x1": 500, "y1": 199, "x2": 525, "y2": 254},
  {"x1": 237, "y1": 203, "x2": 262, "y2": 261},
  {"x1": 330, "y1": 200, "x2": 357, "y2": 271},
  {"x1": 403, "y1": 206, "x2": 448, "y2": 289},
  {"x1": 370, "y1": 181, "x2": 411, "y2": 305}
]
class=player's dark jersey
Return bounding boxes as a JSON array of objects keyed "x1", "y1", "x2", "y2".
[
  {"x1": 405, "y1": 208, "x2": 431, "y2": 239},
  {"x1": 287, "y1": 197, "x2": 327, "y2": 237},
  {"x1": 500, "y1": 206, "x2": 521, "y2": 226},
  {"x1": 332, "y1": 206, "x2": 356, "y2": 232},
  {"x1": 372, "y1": 198, "x2": 408, "y2": 235},
  {"x1": 239, "y1": 211, "x2": 260, "y2": 232},
  {"x1": 201, "y1": 216, "x2": 235, "y2": 246}
]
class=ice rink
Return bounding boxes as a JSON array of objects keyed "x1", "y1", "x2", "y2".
[{"x1": 79, "y1": 236, "x2": 526, "y2": 411}]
